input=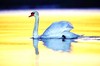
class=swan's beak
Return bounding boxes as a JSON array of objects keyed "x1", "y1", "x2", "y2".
[{"x1": 29, "y1": 15, "x2": 32, "y2": 17}]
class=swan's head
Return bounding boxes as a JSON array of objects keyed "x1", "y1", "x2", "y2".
[{"x1": 29, "y1": 11, "x2": 39, "y2": 17}]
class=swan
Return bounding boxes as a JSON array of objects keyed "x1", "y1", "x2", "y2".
[{"x1": 29, "y1": 11, "x2": 80, "y2": 39}]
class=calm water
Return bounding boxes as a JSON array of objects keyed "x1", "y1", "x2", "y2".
[{"x1": 0, "y1": 9, "x2": 100, "y2": 66}]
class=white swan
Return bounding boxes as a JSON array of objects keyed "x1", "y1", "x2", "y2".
[{"x1": 29, "y1": 11, "x2": 80, "y2": 39}]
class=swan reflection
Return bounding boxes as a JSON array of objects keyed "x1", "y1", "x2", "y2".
[
  {"x1": 41, "y1": 39, "x2": 74, "y2": 52},
  {"x1": 33, "y1": 39, "x2": 39, "y2": 55},
  {"x1": 33, "y1": 38, "x2": 75, "y2": 55}
]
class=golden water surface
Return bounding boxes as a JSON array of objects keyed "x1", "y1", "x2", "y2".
[{"x1": 0, "y1": 9, "x2": 100, "y2": 66}]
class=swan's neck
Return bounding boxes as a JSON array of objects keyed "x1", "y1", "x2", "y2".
[{"x1": 33, "y1": 16, "x2": 39, "y2": 38}]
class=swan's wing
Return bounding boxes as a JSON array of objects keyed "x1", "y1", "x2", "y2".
[
  {"x1": 42, "y1": 21, "x2": 73, "y2": 36},
  {"x1": 62, "y1": 31, "x2": 80, "y2": 38}
]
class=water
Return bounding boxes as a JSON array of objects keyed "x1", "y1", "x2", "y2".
[{"x1": 0, "y1": 9, "x2": 100, "y2": 66}]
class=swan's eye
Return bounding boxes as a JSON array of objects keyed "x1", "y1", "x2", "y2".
[{"x1": 31, "y1": 12, "x2": 35, "y2": 16}]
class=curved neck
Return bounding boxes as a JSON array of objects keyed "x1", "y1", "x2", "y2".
[{"x1": 33, "y1": 16, "x2": 39, "y2": 38}]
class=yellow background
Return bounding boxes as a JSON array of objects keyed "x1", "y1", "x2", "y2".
[{"x1": 0, "y1": 9, "x2": 100, "y2": 66}]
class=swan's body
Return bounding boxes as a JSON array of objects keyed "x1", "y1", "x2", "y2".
[
  {"x1": 29, "y1": 11, "x2": 80, "y2": 39},
  {"x1": 40, "y1": 21, "x2": 79, "y2": 38}
]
